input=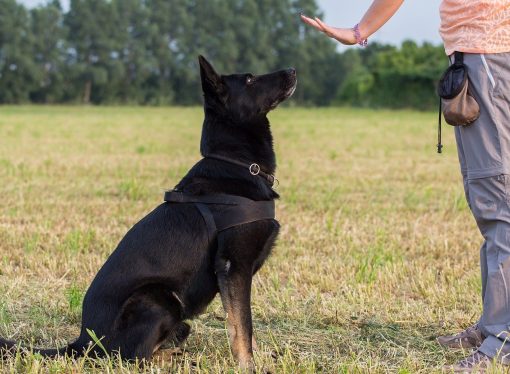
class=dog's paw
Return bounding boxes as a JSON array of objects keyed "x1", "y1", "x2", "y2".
[
  {"x1": 238, "y1": 357, "x2": 256, "y2": 373},
  {"x1": 252, "y1": 336, "x2": 259, "y2": 352},
  {"x1": 152, "y1": 347, "x2": 184, "y2": 363},
  {"x1": 159, "y1": 321, "x2": 191, "y2": 350},
  {"x1": 173, "y1": 321, "x2": 191, "y2": 346}
]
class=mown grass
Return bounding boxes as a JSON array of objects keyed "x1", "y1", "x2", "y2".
[{"x1": 0, "y1": 105, "x2": 498, "y2": 372}]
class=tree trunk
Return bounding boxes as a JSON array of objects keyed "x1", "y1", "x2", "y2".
[{"x1": 83, "y1": 80, "x2": 91, "y2": 104}]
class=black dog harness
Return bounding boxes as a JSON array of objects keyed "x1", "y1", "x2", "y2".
[{"x1": 164, "y1": 155, "x2": 276, "y2": 242}]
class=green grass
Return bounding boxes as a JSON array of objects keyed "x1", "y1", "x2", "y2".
[{"x1": 0, "y1": 105, "x2": 496, "y2": 372}]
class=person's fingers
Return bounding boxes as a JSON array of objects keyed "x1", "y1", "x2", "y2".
[
  {"x1": 302, "y1": 15, "x2": 356, "y2": 45},
  {"x1": 314, "y1": 17, "x2": 333, "y2": 36},
  {"x1": 299, "y1": 15, "x2": 314, "y2": 26},
  {"x1": 314, "y1": 17, "x2": 331, "y2": 33},
  {"x1": 300, "y1": 15, "x2": 322, "y2": 29},
  {"x1": 301, "y1": 14, "x2": 340, "y2": 40},
  {"x1": 301, "y1": 15, "x2": 328, "y2": 32}
]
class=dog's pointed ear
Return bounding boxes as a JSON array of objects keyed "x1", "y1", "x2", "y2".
[{"x1": 198, "y1": 55, "x2": 224, "y2": 95}]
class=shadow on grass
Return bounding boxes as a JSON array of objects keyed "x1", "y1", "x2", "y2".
[
  {"x1": 249, "y1": 315, "x2": 469, "y2": 372},
  {"x1": 353, "y1": 319, "x2": 474, "y2": 371}
]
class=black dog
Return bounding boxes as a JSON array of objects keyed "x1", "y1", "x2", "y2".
[{"x1": 0, "y1": 56, "x2": 296, "y2": 370}]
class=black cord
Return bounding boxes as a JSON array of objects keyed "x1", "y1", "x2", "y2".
[{"x1": 437, "y1": 97, "x2": 443, "y2": 154}]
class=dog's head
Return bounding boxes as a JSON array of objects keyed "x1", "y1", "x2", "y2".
[{"x1": 198, "y1": 55, "x2": 297, "y2": 123}]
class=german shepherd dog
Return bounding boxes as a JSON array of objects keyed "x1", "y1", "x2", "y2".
[{"x1": 0, "y1": 56, "x2": 297, "y2": 370}]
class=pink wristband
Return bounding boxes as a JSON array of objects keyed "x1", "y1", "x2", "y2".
[{"x1": 353, "y1": 23, "x2": 368, "y2": 47}]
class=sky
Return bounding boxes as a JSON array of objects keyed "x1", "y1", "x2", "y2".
[{"x1": 20, "y1": 0, "x2": 443, "y2": 47}]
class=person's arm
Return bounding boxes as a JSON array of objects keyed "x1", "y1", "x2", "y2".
[{"x1": 300, "y1": 0, "x2": 404, "y2": 45}]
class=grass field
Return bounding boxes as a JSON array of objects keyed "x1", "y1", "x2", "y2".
[{"x1": 0, "y1": 106, "x2": 498, "y2": 373}]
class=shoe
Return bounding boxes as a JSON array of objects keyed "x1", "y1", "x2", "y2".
[
  {"x1": 443, "y1": 351, "x2": 492, "y2": 373},
  {"x1": 437, "y1": 324, "x2": 485, "y2": 349}
]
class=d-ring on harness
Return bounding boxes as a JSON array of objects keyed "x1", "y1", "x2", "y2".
[{"x1": 164, "y1": 155, "x2": 277, "y2": 243}]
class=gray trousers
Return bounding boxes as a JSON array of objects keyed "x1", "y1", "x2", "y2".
[{"x1": 454, "y1": 52, "x2": 510, "y2": 361}]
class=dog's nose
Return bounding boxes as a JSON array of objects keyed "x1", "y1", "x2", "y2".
[{"x1": 287, "y1": 68, "x2": 296, "y2": 76}]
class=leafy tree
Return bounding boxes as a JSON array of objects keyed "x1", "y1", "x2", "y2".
[
  {"x1": 335, "y1": 49, "x2": 374, "y2": 106},
  {"x1": 0, "y1": 0, "x2": 38, "y2": 103},
  {"x1": 111, "y1": 0, "x2": 156, "y2": 104},
  {"x1": 141, "y1": 0, "x2": 190, "y2": 104},
  {"x1": 29, "y1": 0, "x2": 66, "y2": 103},
  {"x1": 65, "y1": 0, "x2": 122, "y2": 103}
]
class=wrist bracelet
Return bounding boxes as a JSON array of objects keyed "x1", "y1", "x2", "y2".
[{"x1": 353, "y1": 23, "x2": 368, "y2": 47}]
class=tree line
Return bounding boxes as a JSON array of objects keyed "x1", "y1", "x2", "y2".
[{"x1": 0, "y1": 0, "x2": 448, "y2": 109}]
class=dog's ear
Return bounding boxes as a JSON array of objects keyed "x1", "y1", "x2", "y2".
[{"x1": 198, "y1": 55, "x2": 224, "y2": 96}]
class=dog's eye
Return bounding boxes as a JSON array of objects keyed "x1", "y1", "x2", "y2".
[{"x1": 246, "y1": 75, "x2": 255, "y2": 85}]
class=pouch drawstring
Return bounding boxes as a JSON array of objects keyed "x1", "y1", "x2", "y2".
[{"x1": 437, "y1": 97, "x2": 443, "y2": 154}]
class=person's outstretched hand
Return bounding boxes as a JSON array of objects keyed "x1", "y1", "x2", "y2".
[{"x1": 300, "y1": 15, "x2": 356, "y2": 45}]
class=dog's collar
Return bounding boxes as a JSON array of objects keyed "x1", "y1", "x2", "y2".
[{"x1": 204, "y1": 153, "x2": 277, "y2": 187}]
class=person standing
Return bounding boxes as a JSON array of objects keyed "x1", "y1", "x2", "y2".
[{"x1": 301, "y1": 1, "x2": 510, "y2": 371}]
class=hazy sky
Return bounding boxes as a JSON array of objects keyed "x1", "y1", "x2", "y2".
[{"x1": 20, "y1": 0, "x2": 443, "y2": 47}]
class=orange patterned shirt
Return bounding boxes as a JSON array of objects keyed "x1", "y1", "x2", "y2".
[{"x1": 440, "y1": 0, "x2": 510, "y2": 55}]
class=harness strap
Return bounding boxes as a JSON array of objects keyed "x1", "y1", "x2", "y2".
[
  {"x1": 214, "y1": 200, "x2": 275, "y2": 231},
  {"x1": 164, "y1": 191, "x2": 257, "y2": 206},
  {"x1": 164, "y1": 191, "x2": 275, "y2": 235},
  {"x1": 194, "y1": 203, "x2": 217, "y2": 243}
]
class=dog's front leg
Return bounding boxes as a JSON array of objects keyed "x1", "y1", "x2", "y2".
[{"x1": 216, "y1": 257, "x2": 255, "y2": 371}]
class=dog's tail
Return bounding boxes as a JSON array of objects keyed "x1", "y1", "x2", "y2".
[{"x1": 0, "y1": 336, "x2": 80, "y2": 358}]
